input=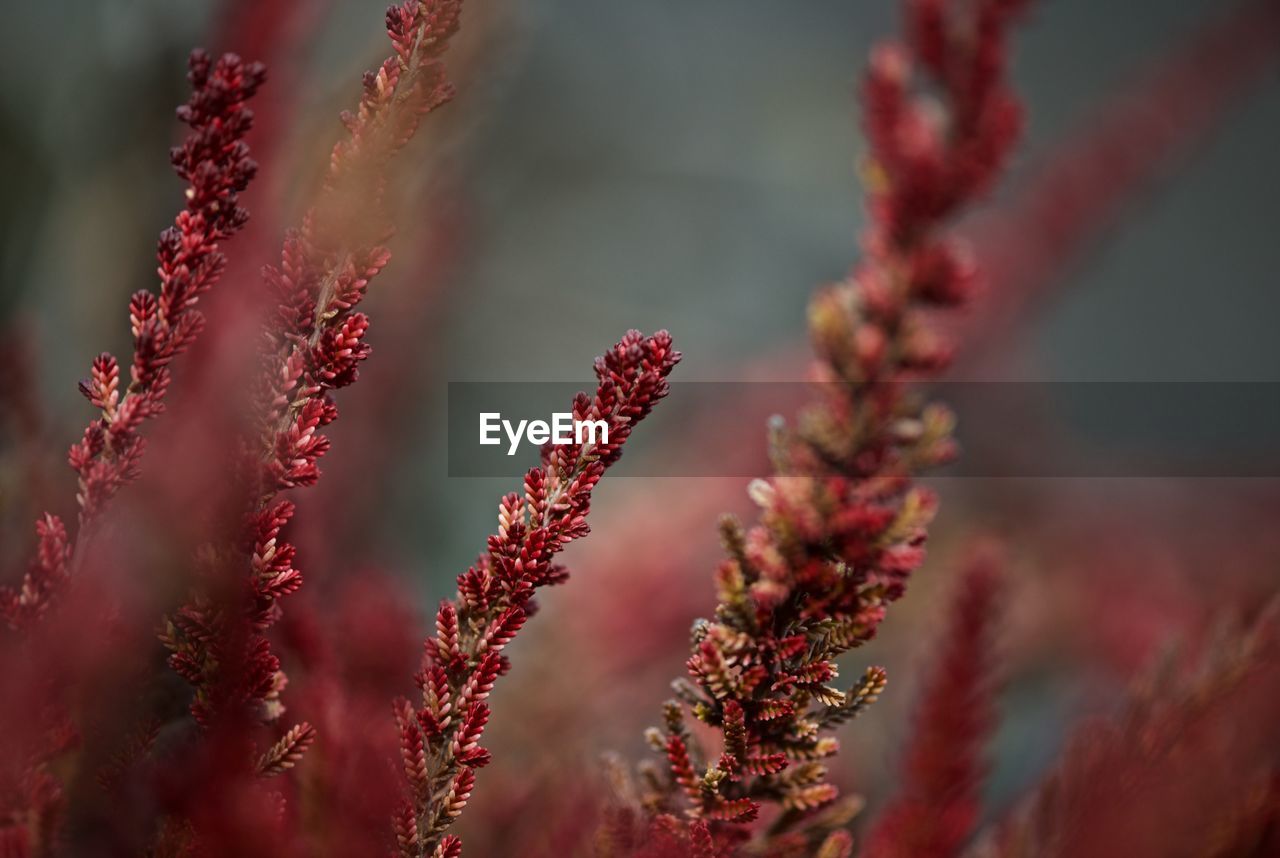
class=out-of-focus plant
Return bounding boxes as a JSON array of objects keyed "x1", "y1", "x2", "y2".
[
  {"x1": 0, "y1": 47, "x2": 267, "y2": 856},
  {"x1": 0, "y1": 3, "x2": 686, "y2": 854},
  {"x1": 160, "y1": 0, "x2": 462, "y2": 750},
  {"x1": 146, "y1": 4, "x2": 469, "y2": 849},
  {"x1": 0, "y1": 51, "x2": 265, "y2": 633},
  {"x1": 861, "y1": 546, "x2": 1004, "y2": 858},
  {"x1": 976, "y1": 602, "x2": 1280, "y2": 858}
]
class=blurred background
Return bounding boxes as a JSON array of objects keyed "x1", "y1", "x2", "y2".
[{"x1": 1, "y1": 0, "x2": 1279, "y2": 851}]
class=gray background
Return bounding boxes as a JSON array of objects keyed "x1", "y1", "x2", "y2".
[{"x1": 0, "y1": 0, "x2": 1277, "y2": 608}]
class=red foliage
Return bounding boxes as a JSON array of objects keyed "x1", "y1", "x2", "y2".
[
  {"x1": 863, "y1": 546, "x2": 1004, "y2": 858},
  {"x1": 0, "y1": 51, "x2": 266, "y2": 855},
  {"x1": 986, "y1": 604, "x2": 1280, "y2": 858},
  {"x1": 159, "y1": 0, "x2": 463, "y2": 768},
  {"x1": 397, "y1": 330, "x2": 680, "y2": 857},
  {"x1": 4, "y1": 2, "x2": 1280, "y2": 858},
  {"x1": 613, "y1": 2, "x2": 1029, "y2": 853},
  {"x1": 2, "y1": 3, "x2": 472, "y2": 854},
  {"x1": 0, "y1": 51, "x2": 265, "y2": 631}
]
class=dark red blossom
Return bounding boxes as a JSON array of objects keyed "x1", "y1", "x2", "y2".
[
  {"x1": 0, "y1": 51, "x2": 265, "y2": 857},
  {"x1": 624, "y1": 1, "x2": 1029, "y2": 853},
  {"x1": 395, "y1": 330, "x2": 680, "y2": 858},
  {"x1": 863, "y1": 546, "x2": 1004, "y2": 858},
  {"x1": 0, "y1": 51, "x2": 264, "y2": 632},
  {"x1": 988, "y1": 603, "x2": 1280, "y2": 858},
  {"x1": 154, "y1": 5, "x2": 466, "y2": 849}
]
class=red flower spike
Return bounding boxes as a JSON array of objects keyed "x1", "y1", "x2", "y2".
[
  {"x1": 395, "y1": 699, "x2": 430, "y2": 807},
  {"x1": 690, "y1": 821, "x2": 715, "y2": 858},
  {"x1": 433, "y1": 835, "x2": 463, "y2": 858},
  {"x1": 1, "y1": 515, "x2": 71, "y2": 630},
  {"x1": 444, "y1": 768, "x2": 475, "y2": 820},
  {"x1": 395, "y1": 801, "x2": 421, "y2": 858},
  {"x1": 434, "y1": 602, "x2": 462, "y2": 667},
  {"x1": 477, "y1": 607, "x2": 526, "y2": 655},
  {"x1": 256, "y1": 721, "x2": 317, "y2": 777},
  {"x1": 157, "y1": 2, "x2": 467, "y2": 827},
  {"x1": 3, "y1": 50, "x2": 264, "y2": 628},
  {"x1": 863, "y1": 547, "x2": 1004, "y2": 858},
  {"x1": 707, "y1": 797, "x2": 759, "y2": 824},
  {"x1": 665, "y1": 734, "x2": 700, "y2": 803},
  {"x1": 451, "y1": 703, "x2": 490, "y2": 764},
  {"x1": 398, "y1": 330, "x2": 679, "y2": 855},
  {"x1": 636, "y1": 0, "x2": 1031, "y2": 848}
]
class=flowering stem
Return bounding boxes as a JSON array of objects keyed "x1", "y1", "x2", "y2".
[
  {"x1": 627, "y1": 0, "x2": 1030, "y2": 852},
  {"x1": 862, "y1": 545, "x2": 1004, "y2": 858},
  {"x1": 0, "y1": 51, "x2": 265, "y2": 633},
  {"x1": 395, "y1": 331, "x2": 681, "y2": 858},
  {"x1": 161, "y1": 0, "x2": 464, "y2": 760}
]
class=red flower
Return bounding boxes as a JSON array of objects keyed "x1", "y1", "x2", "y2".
[
  {"x1": 1, "y1": 51, "x2": 265, "y2": 631},
  {"x1": 398, "y1": 330, "x2": 680, "y2": 857},
  {"x1": 626, "y1": 0, "x2": 1029, "y2": 852},
  {"x1": 862, "y1": 546, "x2": 1004, "y2": 858}
]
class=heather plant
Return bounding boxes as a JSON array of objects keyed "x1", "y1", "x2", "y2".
[
  {"x1": 605, "y1": 1, "x2": 1029, "y2": 853},
  {"x1": 0, "y1": 51, "x2": 265, "y2": 633},
  {"x1": 160, "y1": 0, "x2": 463, "y2": 750},
  {"x1": 861, "y1": 547, "x2": 1004, "y2": 858},
  {"x1": 448, "y1": 2, "x2": 1280, "y2": 853},
  {"x1": 980, "y1": 601, "x2": 1280, "y2": 858},
  {"x1": 0, "y1": 2, "x2": 685, "y2": 851},
  {"x1": 0, "y1": 51, "x2": 266, "y2": 856},
  {"x1": 2, "y1": 0, "x2": 1280, "y2": 857},
  {"x1": 397, "y1": 330, "x2": 680, "y2": 858}
]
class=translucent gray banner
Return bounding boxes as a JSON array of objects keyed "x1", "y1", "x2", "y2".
[{"x1": 447, "y1": 382, "x2": 1280, "y2": 478}]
